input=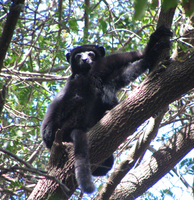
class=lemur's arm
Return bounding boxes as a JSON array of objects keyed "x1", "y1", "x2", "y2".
[
  {"x1": 91, "y1": 26, "x2": 172, "y2": 82},
  {"x1": 91, "y1": 51, "x2": 143, "y2": 80},
  {"x1": 95, "y1": 26, "x2": 172, "y2": 89}
]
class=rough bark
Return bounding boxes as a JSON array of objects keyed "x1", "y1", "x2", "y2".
[{"x1": 109, "y1": 121, "x2": 194, "y2": 199}]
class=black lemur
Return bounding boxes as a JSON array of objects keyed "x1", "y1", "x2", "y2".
[{"x1": 41, "y1": 26, "x2": 172, "y2": 193}]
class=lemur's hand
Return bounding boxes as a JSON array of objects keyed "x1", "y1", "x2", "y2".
[
  {"x1": 145, "y1": 26, "x2": 172, "y2": 54},
  {"x1": 144, "y1": 26, "x2": 172, "y2": 71}
]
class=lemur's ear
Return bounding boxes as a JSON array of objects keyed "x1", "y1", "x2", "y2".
[
  {"x1": 98, "y1": 46, "x2": 105, "y2": 57},
  {"x1": 66, "y1": 53, "x2": 71, "y2": 63}
]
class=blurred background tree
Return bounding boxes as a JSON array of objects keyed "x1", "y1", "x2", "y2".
[{"x1": 0, "y1": 0, "x2": 194, "y2": 199}]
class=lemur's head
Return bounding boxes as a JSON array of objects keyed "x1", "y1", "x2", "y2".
[{"x1": 66, "y1": 45, "x2": 105, "y2": 75}]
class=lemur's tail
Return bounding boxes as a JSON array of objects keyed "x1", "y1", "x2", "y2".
[{"x1": 71, "y1": 129, "x2": 95, "y2": 194}]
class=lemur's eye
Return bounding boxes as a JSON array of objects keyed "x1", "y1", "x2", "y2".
[
  {"x1": 88, "y1": 52, "x2": 95, "y2": 59},
  {"x1": 75, "y1": 53, "x2": 81, "y2": 61}
]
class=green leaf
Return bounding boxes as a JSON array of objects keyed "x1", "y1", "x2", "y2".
[
  {"x1": 163, "y1": 0, "x2": 178, "y2": 11},
  {"x1": 100, "y1": 19, "x2": 107, "y2": 34},
  {"x1": 134, "y1": 0, "x2": 148, "y2": 20},
  {"x1": 182, "y1": 0, "x2": 194, "y2": 17},
  {"x1": 150, "y1": 0, "x2": 158, "y2": 9}
]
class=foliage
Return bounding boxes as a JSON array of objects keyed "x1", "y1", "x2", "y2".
[{"x1": 0, "y1": 0, "x2": 194, "y2": 199}]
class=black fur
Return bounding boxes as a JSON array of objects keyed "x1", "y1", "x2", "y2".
[{"x1": 41, "y1": 26, "x2": 172, "y2": 193}]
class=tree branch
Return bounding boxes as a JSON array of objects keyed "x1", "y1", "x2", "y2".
[
  {"x1": 109, "y1": 119, "x2": 194, "y2": 199},
  {"x1": 0, "y1": 0, "x2": 25, "y2": 71},
  {"x1": 84, "y1": 0, "x2": 90, "y2": 39}
]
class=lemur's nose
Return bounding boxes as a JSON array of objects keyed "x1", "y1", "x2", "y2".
[{"x1": 82, "y1": 58, "x2": 87, "y2": 63}]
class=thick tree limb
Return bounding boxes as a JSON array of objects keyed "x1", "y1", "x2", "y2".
[
  {"x1": 157, "y1": 7, "x2": 175, "y2": 29},
  {"x1": 0, "y1": 0, "x2": 25, "y2": 71},
  {"x1": 109, "y1": 120, "x2": 194, "y2": 199}
]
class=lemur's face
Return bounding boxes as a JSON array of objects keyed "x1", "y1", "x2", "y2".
[
  {"x1": 66, "y1": 45, "x2": 105, "y2": 75},
  {"x1": 74, "y1": 51, "x2": 96, "y2": 67}
]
